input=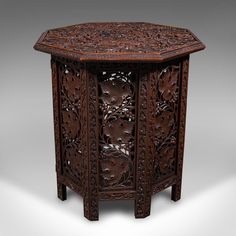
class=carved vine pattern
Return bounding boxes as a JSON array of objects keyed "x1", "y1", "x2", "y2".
[
  {"x1": 57, "y1": 58, "x2": 83, "y2": 188},
  {"x1": 153, "y1": 63, "x2": 181, "y2": 183},
  {"x1": 98, "y1": 69, "x2": 136, "y2": 190},
  {"x1": 50, "y1": 56, "x2": 189, "y2": 220}
]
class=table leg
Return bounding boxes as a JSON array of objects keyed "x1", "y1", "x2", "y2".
[
  {"x1": 171, "y1": 57, "x2": 189, "y2": 202},
  {"x1": 57, "y1": 180, "x2": 67, "y2": 201}
]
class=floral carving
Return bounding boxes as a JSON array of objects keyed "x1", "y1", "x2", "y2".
[
  {"x1": 100, "y1": 75, "x2": 132, "y2": 107},
  {"x1": 34, "y1": 22, "x2": 205, "y2": 61},
  {"x1": 62, "y1": 111, "x2": 80, "y2": 139},
  {"x1": 154, "y1": 111, "x2": 175, "y2": 145},
  {"x1": 98, "y1": 69, "x2": 136, "y2": 190},
  {"x1": 58, "y1": 60, "x2": 83, "y2": 187},
  {"x1": 42, "y1": 23, "x2": 198, "y2": 219},
  {"x1": 158, "y1": 66, "x2": 179, "y2": 102},
  {"x1": 153, "y1": 63, "x2": 180, "y2": 182},
  {"x1": 103, "y1": 118, "x2": 134, "y2": 144},
  {"x1": 158, "y1": 146, "x2": 175, "y2": 173},
  {"x1": 100, "y1": 147, "x2": 132, "y2": 187}
]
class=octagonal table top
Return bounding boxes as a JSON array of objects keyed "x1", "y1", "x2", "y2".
[{"x1": 34, "y1": 22, "x2": 205, "y2": 62}]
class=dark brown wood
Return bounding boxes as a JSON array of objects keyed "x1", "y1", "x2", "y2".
[
  {"x1": 51, "y1": 58, "x2": 68, "y2": 201},
  {"x1": 135, "y1": 64, "x2": 156, "y2": 218},
  {"x1": 57, "y1": 178, "x2": 67, "y2": 201},
  {"x1": 34, "y1": 22, "x2": 205, "y2": 62},
  {"x1": 171, "y1": 56, "x2": 189, "y2": 201},
  {"x1": 83, "y1": 66, "x2": 99, "y2": 220},
  {"x1": 34, "y1": 22, "x2": 205, "y2": 221}
]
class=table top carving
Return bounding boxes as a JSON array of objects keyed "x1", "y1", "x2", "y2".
[{"x1": 34, "y1": 22, "x2": 205, "y2": 61}]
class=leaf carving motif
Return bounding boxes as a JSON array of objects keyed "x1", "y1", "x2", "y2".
[
  {"x1": 100, "y1": 147, "x2": 132, "y2": 187},
  {"x1": 158, "y1": 66, "x2": 179, "y2": 102},
  {"x1": 98, "y1": 69, "x2": 135, "y2": 189},
  {"x1": 100, "y1": 76, "x2": 132, "y2": 107},
  {"x1": 103, "y1": 118, "x2": 134, "y2": 144},
  {"x1": 58, "y1": 60, "x2": 82, "y2": 186},
  {"x1": 158, "y1": 147, "x2": 175, "y2": 173},
  {"x1": 154, "y1": 64, "x2": 180, "y2": 182},
  {"x1": 62, "y1": 111, "x2": 80, "y2": 139},
  {"x1": 154, "y1": 111, "x2": 174, "y2": 145}
]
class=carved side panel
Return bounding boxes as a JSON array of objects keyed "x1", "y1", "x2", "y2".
[
  {"x1": 97, "y1": 68, "x2": 137, "y2": 191},
  {"x1": 56, "y1": 58, "x2": 83, "y2": 188},
  {"x1": 153, "y1": 62, "x2": 181, "y2": 183}
]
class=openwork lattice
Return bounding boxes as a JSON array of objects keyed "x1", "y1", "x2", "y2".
[{"x1": 98, "y1": 70, "x2": 136, "y2": 190}]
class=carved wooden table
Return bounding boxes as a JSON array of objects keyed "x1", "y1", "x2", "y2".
[{"x1": 34, "y1": 22, "x2": 205, "y2": 220}]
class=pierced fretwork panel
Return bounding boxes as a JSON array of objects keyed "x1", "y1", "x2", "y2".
[
  {"x1": 57, "y1": 59, "x2": 82, "y2": 187},
  {"x1": 153, "y1": 63, "x2": 181, "y2": 183},
  {"x1": 98, "y1": 70, "x2": 136, "y2": 190}
]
